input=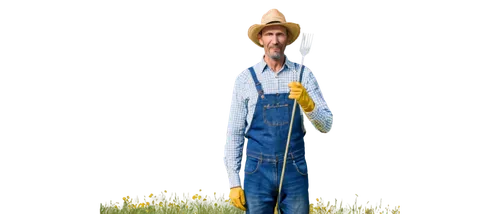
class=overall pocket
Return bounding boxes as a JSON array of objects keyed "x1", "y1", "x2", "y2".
[
  {"x1": 292, "y1": 157, "x2": 308, "y2": 176},
  {"x1": 244, "y1": 156, "x2": 261, "y2": 175},
  {"x1": 263, "y1": 103, "x2": 290, "y2": 126}
]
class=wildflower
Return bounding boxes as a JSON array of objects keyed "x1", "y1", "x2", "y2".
[
  {"x1": 192, "y1": 195, "x2": 197, "y2": 200},
  {"x1": 114, "y1": 205, "x2": 117, "y2": 208},
  {"x1": 214, "y1": 203, "x2": 218, "y2": 207},
  {"x1": 146, "y1": 190, "x2": 156, "y2": 198},
  {"x1": 199, "y1": 189, "x2": 202, "y2": 192},
  {"x1": 127, "y1": 196, "x2": 130, "y2": 199},
  {"x1": 316, "y1": 198, "x2": 319, "y2": 202},
  {"x1": 123, "y1": 197, "x2": 126, "y2": 201},
  {"x1": 203, "y1": 199, "x2": 206, "y2": 201},
  {"x1": 159, "y1": 202, "x2": 163, "y2": 207}
]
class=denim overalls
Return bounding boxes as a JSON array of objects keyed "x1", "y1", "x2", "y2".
[{"x1": 243, "y1": 65, "x2": 309, "y2": 214}]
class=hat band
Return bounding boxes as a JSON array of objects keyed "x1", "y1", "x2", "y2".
[{"x1": 266, "y1": 21, "x2": 282, "y2": 24}]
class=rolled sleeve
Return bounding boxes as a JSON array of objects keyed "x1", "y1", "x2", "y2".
[
  {"x1": 224, "y1": 75, "x2": 248, "y2": 188},
  {"x1": 303, "y1": 69, "x2": 332, "y2": 133}
]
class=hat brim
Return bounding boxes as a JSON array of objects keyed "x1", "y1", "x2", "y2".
[{"x1": 248, "y1": 22, "x2": 300, "y2": 48}]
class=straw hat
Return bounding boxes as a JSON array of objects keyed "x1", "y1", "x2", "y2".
[{"x1": 248, "y1": 9, "x2": 301, "y2": 48}]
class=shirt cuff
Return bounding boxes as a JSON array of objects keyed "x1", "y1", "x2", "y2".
[
  {"x1": 229, "y1": 173, "x2": 241, "y2": 189},
  {"x1": 304, "y1": 104, "x2": 321, "y2": 121}
]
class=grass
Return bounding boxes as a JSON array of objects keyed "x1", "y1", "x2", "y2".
[{"x1": 100, "y1": 190, "x2": 400, "y2": 214}]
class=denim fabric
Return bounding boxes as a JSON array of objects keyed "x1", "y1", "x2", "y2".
[{"x1": 244, "y1": 149, "x2": 310, "y2": 214}]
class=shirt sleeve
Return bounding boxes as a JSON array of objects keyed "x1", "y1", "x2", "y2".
[
  {"x1": 224, "y1": 75, "x2": 248, "y2": 189},
  {"x1": 302, "y1": 68, "x2": 333, "y2": 133}
]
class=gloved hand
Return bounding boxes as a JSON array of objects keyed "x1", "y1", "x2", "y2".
[
  {"x1": 288, "y1": 82, "x2": 315, "y2": 112},
  {"x1": 229, "y1": 186, "x2": 246, "y2": 211}
]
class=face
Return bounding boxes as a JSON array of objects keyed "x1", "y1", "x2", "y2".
[{"x1": 258, "y1": 25, "x2": 288, "y2": 61}]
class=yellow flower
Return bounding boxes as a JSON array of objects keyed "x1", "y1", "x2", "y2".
[
  {"x1": 159, "y1": 202, "x2": 164, "y2": 207},
  {"x1": 196, "y1": 186, "x2": 205, "y2": 194},
  {"x1": 146, "y1": 190, "x2": 156, "y2": 198},
  {"x1": 163, "y1": 188, "x2": 170, "y2": 194},
  {"x1": 123, "y1": 197, "x2": 126, "y2": 201},
  {"x1": 316, "y1": 198, "x2": 319, "y2": 202},
  {"x1": 191, "y1": 193, "x2": 201, "y2": 200},
  {"x1": 225, "y1": 200, "x2": 228, "y2": 202},
  {"x1": 127, "y1": 196, "x2": 130, "y2": 199},
  {"x1": 203, "y1": 199, "x2": 206, "y2": 201},
  {"x1": 146, "y1": 202, "x2": 150, "y2": 206},
  {"x1": 214, "y1": 203, "x2": 218, "y2": 206}
]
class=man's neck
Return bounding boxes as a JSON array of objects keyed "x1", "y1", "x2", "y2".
[{"x1": 264, "y1": 55, "x2": 285, "y2": 72}]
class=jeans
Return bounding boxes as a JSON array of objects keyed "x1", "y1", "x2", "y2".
[{"x1": 243, "y1": 151, "x2": 310, "y2": 214}]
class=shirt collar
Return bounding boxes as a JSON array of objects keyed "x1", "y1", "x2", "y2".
[{"x1": 257, "y1": 55, "x2": 296, "y2": 73}]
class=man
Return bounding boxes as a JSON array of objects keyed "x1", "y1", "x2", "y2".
[{"x1": 224, "y1": 9, "x2": 332, "y2": 213}]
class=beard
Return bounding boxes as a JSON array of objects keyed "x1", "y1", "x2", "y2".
[
  {"x1": 269, "y1": 52, "x2": 282, "y2": 60},
  {"x1": 268, "y1": 45, "x2": 283, "y2": 60}
]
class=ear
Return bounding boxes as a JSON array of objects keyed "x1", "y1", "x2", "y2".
[{"x1": 258, "y1": 33, "x2": 263, "y2": 46}]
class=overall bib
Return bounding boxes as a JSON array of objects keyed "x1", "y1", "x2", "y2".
[{"x1": 243, "y1": 65, "x2": 310, "y2": 214}]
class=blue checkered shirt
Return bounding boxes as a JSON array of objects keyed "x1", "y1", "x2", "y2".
[{"x1": 224, "y1": 56, "x2": 333, "y2": 189}]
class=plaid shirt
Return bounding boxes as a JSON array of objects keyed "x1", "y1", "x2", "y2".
[{"x1": 224, "y1": 56, "x2": 332, "y2": 189}]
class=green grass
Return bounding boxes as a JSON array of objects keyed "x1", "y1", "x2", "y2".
[
  {"x1": 100, "y1": 190, "x2": 400, "y2": 214},
  {"x1": 100, "y1": 190, "x2": 242, "y2": 214}
]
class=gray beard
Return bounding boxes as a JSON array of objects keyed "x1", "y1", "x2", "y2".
[{"x1": 269, "y1": 52, "x2": 281, "y2": 60}]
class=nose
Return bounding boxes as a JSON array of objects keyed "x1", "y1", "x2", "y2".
[{"x1": 271, "y1": 35, "x2": 279, "y2": 45}]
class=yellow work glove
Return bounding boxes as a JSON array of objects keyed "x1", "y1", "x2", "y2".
[
  {"x1": 288, "y1": 82, "x2": 315, "y2": 112},
  {"x1": 229, "y1": 186, "x2": 246, "y2": 211}
]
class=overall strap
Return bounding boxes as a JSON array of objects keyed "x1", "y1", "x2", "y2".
[{"x1": 248, "y1": 67, "x2": 265, "y2": 99}]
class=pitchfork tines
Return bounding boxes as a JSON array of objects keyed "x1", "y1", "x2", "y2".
[{"x1": 299, "y1": 33, "x2": 314, "y2": 67}]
